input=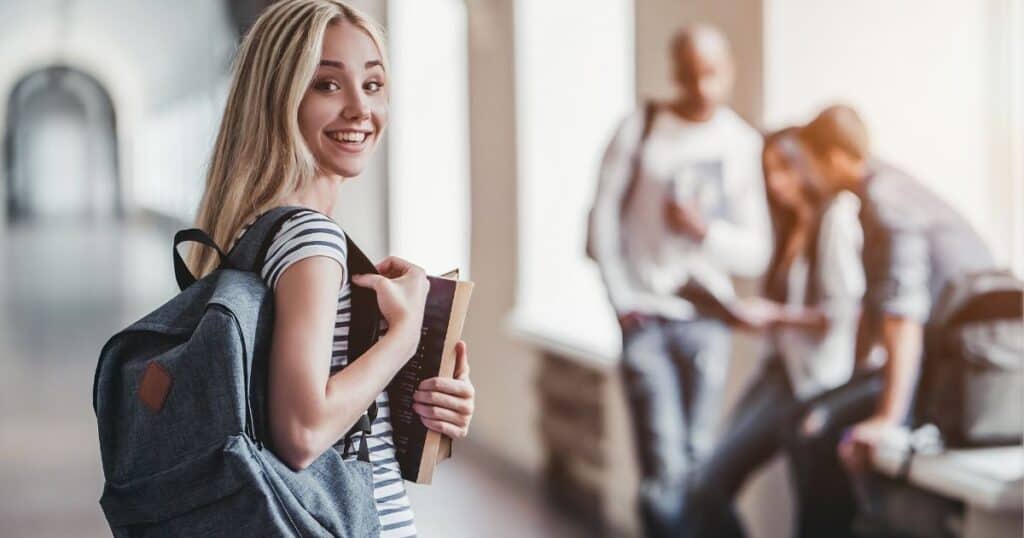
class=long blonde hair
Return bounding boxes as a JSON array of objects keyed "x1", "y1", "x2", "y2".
[{"x1": 188, "y1": 0, "x2": 387, "y2": 277}]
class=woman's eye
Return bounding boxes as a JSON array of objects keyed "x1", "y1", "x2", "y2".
[
  {"x1": 365, "y1": 80, "x2": 383, "y2": 93},
  {"x1": 315, "y1": 80, "x2": 340, "y2": 92}
]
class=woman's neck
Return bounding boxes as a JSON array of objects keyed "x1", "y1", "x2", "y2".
[{"x1": 282, "y1": 174, "x2": 344, "y2": 215}]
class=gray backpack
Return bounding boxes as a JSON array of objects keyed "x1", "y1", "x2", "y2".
[
  {"x1": 93, "y1": 207, "x2": 382, "y2": 537},
  {"x1": 915, "y1": 269, "x2": 1024, "y2": 447}
]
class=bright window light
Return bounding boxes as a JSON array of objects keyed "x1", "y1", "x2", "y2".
[
  {"x1": 513, "y1": 0, "x2": 634, "y2": 359},
  {"x1": 387, "y1": 0, "x2": 470, "y2": 277}
]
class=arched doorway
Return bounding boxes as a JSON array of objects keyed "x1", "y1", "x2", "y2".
[{"x1": 3, "y1": 66, "x2": 120, "y2": 222}]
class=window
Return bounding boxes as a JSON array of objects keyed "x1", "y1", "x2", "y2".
[
  {"x1": 513, "y1": 0, "x2": 634, "y2": 359},
  {"x1": 763, "y1": 0, "x2": 1022, "y2": 271},
  {"x1": 387, "y1": 0, "x2": 471, "y2": 276},
  {"x1": 1009, "y1": 0, "x2": 1024, "y2": 275}
]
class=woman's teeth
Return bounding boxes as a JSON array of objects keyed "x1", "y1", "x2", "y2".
[{"x1": 328, "y1": 131, "x2": 368, "y2": 143}]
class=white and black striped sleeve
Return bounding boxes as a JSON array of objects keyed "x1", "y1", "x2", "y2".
[{"x1": 260, "y1": 211, "x2": 348, "y2": 291}]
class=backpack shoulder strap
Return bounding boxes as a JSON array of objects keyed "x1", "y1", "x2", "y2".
[
  {"x1": 226, "y1": 206, "x2": 312, "y2": 274},
  {"x1": 586, "y1": 101, "x2": 661, "y2": 260},
  {"x1": 343, "y1": 234, "x2": 381, "y2": 454},
  {"x1": 344, "y1": 234, "x2": 381, "y2": 364},
  {"x1": 639, "y1": 100, "x2": 660, "y2": 140},
  {"x1": 619, "y1": 100, "x2": 660, "y2": 214},
  {"x1": 172, "y1": 206, "x2": 306, "y2": 291}
]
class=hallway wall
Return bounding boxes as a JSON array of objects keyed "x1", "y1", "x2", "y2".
[
  {"x1": 462, "y1": 0, "x2": 547, "y2": 474},
  {"x1": 0, "y1": 0, "x2": 237, "y2": 226}
]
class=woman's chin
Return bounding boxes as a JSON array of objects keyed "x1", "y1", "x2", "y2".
[{"x1": 322, "y1": 161, "x2": 365, "y2": 179}]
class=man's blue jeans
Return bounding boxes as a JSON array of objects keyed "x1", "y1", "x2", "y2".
[{"x1": 620, "y1": 316, "x2": 732, "y2": 537}]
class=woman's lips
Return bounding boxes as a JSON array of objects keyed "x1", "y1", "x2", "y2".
[{"x1": 325, "y1": 130, "x2": 371, "y2": 153}]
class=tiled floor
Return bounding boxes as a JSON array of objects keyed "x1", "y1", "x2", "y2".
[{"x1": 0, "y1": 217, "x2": 586, "y2": 538}]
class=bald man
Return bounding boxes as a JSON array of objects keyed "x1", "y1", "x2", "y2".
[{"x1": 590, "y1": 24, "x2": 772, "y2": 537}]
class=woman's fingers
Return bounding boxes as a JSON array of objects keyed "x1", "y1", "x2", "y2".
[
  {"x1": 351, "y1": 273, "x2": 386, "y2": 290},
  {"x1": 414, "y1": 348, "x2": 474, "y2": 439},
  {"x1": 413, "y1": 402, "x2": 470, "y2": 428},
  {"x1": 453, "y1": 341, "x2": 470, "y2": 380},
  {"x1": 353, "y1": 258, "x2": 428, "y2": 345},
  {"x1": 375, "y1": 256, "x2": 403, "y2": 276},
  {"x1": 409, "y1": 341, "x2": 474, "y2": 439},
  {"x1": 413, "y1": 387, "x2": 473, "y2": 415},
  {"x1": 376, "y1": 256, "x2": 420, "y2": 278},
  {"x1": 417, "y1": 377, "x2": 474, "y2": 399},
  {"x1": 419, "y1": 417, "x2": 468, "y2": 438}
]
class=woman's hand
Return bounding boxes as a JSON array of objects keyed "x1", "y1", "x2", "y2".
[
  {"x1": 351, "y1": 256, "x2": 428, "y2": 354},
  {"x1": 413, "y1": 341, "x2": 474, "y2": 439},
  {"x1": 732, "y1": 296, "x2": 783, "y2": 331}
]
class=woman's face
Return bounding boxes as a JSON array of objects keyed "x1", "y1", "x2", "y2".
[
  {"x1": 763, "y1": 141, "x2": 808, "y2": 211},
  {"x1": 298, "y1": 20, "x2": 388, "y2": 179}
]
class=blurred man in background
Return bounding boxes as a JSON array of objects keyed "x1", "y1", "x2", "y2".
[
  {"x1": 796, "y1": 105, "x2": 996, "y2": 533},
  {"x1": 588, "y1": 24, "x2": 771, "y2": 537}
]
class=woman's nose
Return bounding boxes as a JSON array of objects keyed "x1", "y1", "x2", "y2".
[{"x1": 341, "y1": 91, "x2": 371, "y2": 121}]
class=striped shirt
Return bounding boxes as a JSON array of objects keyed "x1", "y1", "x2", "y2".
[{"x1": 238, "y1": 209, "x2": 417, "y2": 537}]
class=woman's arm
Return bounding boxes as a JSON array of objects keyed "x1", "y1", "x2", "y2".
[
  {"x1": 774, "y1": 303, "x2": 829, "y2": 331},
  {"x1": 269, "y1": 255, "x2": 427, "y2": 471},
  {"x1": 731, "y1": 295, "x2": 827, "y2": 332}
]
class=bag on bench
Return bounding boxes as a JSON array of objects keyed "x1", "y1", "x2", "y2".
[{"x1": 914, "y1": 269, "x2": 1024, "y2": 447}]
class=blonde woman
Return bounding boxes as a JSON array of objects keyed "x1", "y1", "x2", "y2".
[{"x1": 187, "y1": 2, "x2": 475, "y2": 536}]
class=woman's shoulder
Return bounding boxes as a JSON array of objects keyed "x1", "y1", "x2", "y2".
[
  {"x1": 273, "y1": 208, "x2": 346, "y2": 238},
  {"x1": 261, "y1": 208, "x2": 349, "y2": 289}
]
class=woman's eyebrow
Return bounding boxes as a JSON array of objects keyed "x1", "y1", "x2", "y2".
[{"x1": 319, "y1": 59, "x2": 385, "y2": 71}]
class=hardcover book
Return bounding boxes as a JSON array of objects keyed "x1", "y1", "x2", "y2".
[{"x1": 386, "y1": 271, "x2": 473, "y2": 484}]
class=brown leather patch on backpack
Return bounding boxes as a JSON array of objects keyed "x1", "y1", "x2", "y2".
[{"x1": 138, "y1": 361, "x2": 172, "y2": 413}]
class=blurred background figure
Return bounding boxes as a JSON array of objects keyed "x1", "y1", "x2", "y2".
[
  {"x1": 683, "y1": 127, "x2": 866, "y2": 538},
  {"x1": 587, "y1": 23, "x2": 771, "y2": 537},
  {"x1": 797, "y1": 105, "x2": 1001, "y2": 536},
  {"x1": 1, "y1": 1, "x2": 1022, "y2": 537},
  {"x1": 800, "y1": 105, "x2": 994, "y2": 459}
]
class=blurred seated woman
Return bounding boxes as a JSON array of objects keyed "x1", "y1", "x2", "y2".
[{"x1": 683, "y1": 128, "x2": 865, "y2": 537}]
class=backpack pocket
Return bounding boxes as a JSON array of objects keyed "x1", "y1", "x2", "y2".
[{"x1": 99, "y1": 435, "x2": 303, "y2": 537}]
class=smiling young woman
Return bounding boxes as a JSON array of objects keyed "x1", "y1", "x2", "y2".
[{"x1": 186, "y1": 2, "x2": 475, "y2": 536}]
